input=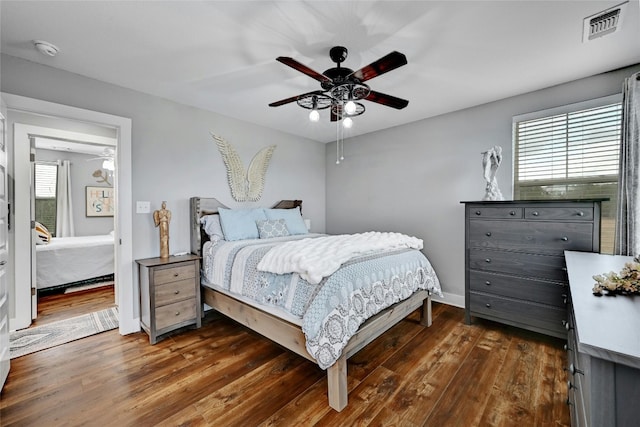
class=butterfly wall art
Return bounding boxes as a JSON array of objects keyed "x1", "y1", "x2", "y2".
[{"x1": 212, "y1": 133, "x2": 276, "y2": 202}]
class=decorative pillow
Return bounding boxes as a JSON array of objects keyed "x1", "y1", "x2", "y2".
[
  {"x1": 199, "y1": 214, "x2": 225, "y2": 241},
  {"x1": 264, "y1": 206, "x2": 308, "y2": 235},
  {"x1": 256, "y1": 219, "x2": 290, "y2": 239},
  {"x1": 35, "y1": 221, "x2": 51, "y2": 244},
  {"x1": 218, "y1": 208, "x2": 267, "y2": 241}
]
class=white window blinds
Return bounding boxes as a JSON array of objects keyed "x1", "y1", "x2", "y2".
[
  {"x1": 35, "y1": 163, "x2": 57, "y2": 198},
  {"x1": 515, "y1": 103, "x2": 622, "y2": 182}
]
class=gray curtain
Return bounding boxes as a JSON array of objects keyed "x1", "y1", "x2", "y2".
[{"x1": 614, "y1": 72, "x2": 640, "y2": 256}]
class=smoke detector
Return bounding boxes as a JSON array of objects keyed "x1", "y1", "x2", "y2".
[
  {"x1": 33, "y1": 40, "x2": 60, "y2": 57},
  {"x1": 583, "y1": 1, "x2": 628, "y2": 42}
]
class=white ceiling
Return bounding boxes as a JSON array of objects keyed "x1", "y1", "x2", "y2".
[{"x1": 2, "y1": 1, "x2": 639, "y2": 143}]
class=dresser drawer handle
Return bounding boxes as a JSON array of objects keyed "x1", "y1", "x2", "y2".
[
  {"x1": 475, "y1": 210, "x2": 481, "y2": 216},
  {"x1": 561, "y1": 236, "x2": 568, "y2": 241},
  {"x1": 485, "y1": 281, "x2": 491, "y2": 286},
  {"x1": 175, "y1": 311, "x2": 181, "y2": 316},
  {"x1": 576, "y1": 211, "x2": 585, "y2": 217},
  {"x1": 532, "y1": 211, "x2": 539, "y2": 216},
  {"x1": 509, "y1": 211, "x2": 516, "y2": 216},
  {"x1": 173, "y1": 273, "x2": 179, "y2": 277},
  {"x1": 485, "y1": 303, "x2": 491, "y2": 308},
  {"x1": 485, "y1": 232, "x2": 492, "y2": 237},
  {"x1": 485, "y1": 258, "x2": 491, "y2": 263},
  {"x1": 174, "y1": 290, "x2": 180, "y2": 295}
]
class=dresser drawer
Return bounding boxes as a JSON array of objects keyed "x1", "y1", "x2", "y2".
[
  {"x1": 469, "y1": 249, "x2": 568, "y2": 282},
  {"x1": 153, "y1": 262, "x2": 196, "y2": 285},
  {"x1": 469, "y1": 270, "x2": 567, "y2": 308},
  {"x1": 155, "y1": 278, "x2": 196, "y2": 307},
  {"x1": 155, "y1": 299, "x2": 197, "y2": 331},
  {"x1": 469, "y1": 220, "x2": 595, "y2": 254},
  {"x1": 470, "y1": 292, "x2": 566, "y2": 334},
  {"x1": 468, "y1": 206, "x2": 523, "y2": 219},
  {"x1": 524, "y1": 206, "x2": 593, "y2": 221}
]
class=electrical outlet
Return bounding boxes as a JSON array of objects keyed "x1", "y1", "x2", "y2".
[{"x1": 136, "y1": 201, "x2": 150, "y2": 214}]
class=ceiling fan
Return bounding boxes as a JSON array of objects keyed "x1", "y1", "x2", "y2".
[{"x1": 269, "y1": 46, "x2": 409, "y2": 122}]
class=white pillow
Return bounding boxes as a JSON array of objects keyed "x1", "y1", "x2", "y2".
[{"x1": 200, "y1": 214, "x2": 225, "y2": 241}]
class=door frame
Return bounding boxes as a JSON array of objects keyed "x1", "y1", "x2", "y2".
[{"x1": 4, "y1": 93, "x2": 138, "y2": 334}]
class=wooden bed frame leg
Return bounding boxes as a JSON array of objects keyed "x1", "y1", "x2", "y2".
[
  {"x1": 327, "y1": 356, "x2": 348, "y2": 412},
  {"x1": 420, "y1": 296, "x2": 432, "y2": 327}
]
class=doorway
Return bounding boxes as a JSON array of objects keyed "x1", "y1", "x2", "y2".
[{"x1": 3, "y1": 93, "x2": 137, "y2": 335}]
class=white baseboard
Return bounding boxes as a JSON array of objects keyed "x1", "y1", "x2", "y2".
[{"x1": 431, "y1": 291, "x2": 464, "y2": 309}]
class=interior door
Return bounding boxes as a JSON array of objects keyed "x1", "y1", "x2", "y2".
[{"x1": 0, "y1": 102, "x2": 11, "y2": 390}]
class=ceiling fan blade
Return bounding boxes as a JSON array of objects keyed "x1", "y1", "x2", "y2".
[
  {"x1": 349, "y1": 51, "x2": 407, "y2": 82},
  {"x1": 365, "y1": 90, "x2": 409, "y2": 109},
  {"x1": 268, "y1": 90, "x2": 325, "y2": 107},
  {"x1": 276, "y1": 57, "x2": 332, "y2": 84}
]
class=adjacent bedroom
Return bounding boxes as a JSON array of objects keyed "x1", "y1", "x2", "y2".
[{"x1": 32, "y1": 136, "x2": 116, "y2": 321}]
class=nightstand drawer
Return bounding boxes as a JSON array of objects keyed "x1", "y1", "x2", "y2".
[
  {"x1": 153, "y1": 263, "x2": 196, "y2": 285},
  {"x1": 155, "y1": 299, "x2": 197, "y2": 331},
  {"x1": 155, "y1": 279, "x2": 196, "y2": 307}
]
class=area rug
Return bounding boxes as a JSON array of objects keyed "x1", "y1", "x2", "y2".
[{"x1": 9, "y1": 307, "x2": 119, "y2": 359}]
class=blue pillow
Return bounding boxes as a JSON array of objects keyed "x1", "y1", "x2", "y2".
[
  {"x1": 218, "y1": 208, "x2": 267, "y2": 241},
  {"x1": 264, "y1": 206, "x2": 307, "y2": 235}
]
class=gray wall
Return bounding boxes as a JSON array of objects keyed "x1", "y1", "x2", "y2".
[
  {"x1": 35, "y1": 148, "x2": 114, "y2": 236},
  {"x1": 326, "y1": 64, "x2": 640, "y2": 307},
  {"x1": 1, "y1": 54, "x2": 326, "y2": 262}
]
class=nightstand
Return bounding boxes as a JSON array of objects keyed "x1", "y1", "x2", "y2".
[{"x1": 136, "y1": 254, "x2": 201, "y2": 344}]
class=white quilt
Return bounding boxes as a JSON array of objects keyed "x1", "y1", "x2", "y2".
[{"x1": 257, "y1": 231, "x2": 423, "y2": 285}]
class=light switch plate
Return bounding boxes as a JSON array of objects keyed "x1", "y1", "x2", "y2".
[{"x1": 136, "y1": 201, "x2": 150, "y2": 214}]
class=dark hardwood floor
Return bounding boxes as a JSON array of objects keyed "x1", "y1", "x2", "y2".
[
  {"x1": 35, "y1": 284, "x2": 116, "y2": 326},
  {"x1": 0, "y1": 300, "x2": 570, "y2": 426}
]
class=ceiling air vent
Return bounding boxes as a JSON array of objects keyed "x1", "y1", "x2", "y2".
[{"x1": 583, "y1": 1, "x2": 628, "y2": 42}]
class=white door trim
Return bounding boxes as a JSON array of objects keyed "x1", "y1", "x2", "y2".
[{"x1": 3, "y1": 93, "x2": 138, "y2": 334}]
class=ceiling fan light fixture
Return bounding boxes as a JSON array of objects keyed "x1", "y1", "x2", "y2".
[
  {"x1": 309, "y1": 109, "x2": 320, "y2": 122},
  {"x1": 344, "y1": 100, "x2": 357, "y2": 115},
  {"x1": 342, "y1": 117, "x2": 353, "y2": 129}
]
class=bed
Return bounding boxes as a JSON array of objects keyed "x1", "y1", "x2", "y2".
[
  {"x1": 35, "y1": 234, "x2": 115, "y2": 290},
  {"x1": 189, "y1": 197, "x2": 442, "y2": 411}
]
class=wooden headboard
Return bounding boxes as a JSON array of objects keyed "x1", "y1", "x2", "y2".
[{"x1": 189, "y1": 197, "x2": 302, "y2": 256}]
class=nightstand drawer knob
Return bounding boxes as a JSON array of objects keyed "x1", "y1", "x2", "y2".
[
  {"x1": 475, "y1": 210, "x2": 481, "y2": 216},
  {"x1": 175, "y1": 311, "x2": 181, "y2": 316},
  {"x1": 561, "y1": 236, "x2": 568, "y2": 241},
  {"x1": 485, "y1": 232, "x2": 492, "y2": 237},
  {"x1": 174, "y1": 290, "x2": 180, "y2": 295},
  {"x1": 509, "y1": 211, "x2": 516, "y2": 216},
  {"x1": 485, "y1": 303, "x2": 491, "y2": 308},
  {"x1": 174, "y1": 273, "x2": 179, "y2": 277},
  {"x1": 532, "y1": 211, "x2": 539, "y2": 216},
  {"x1": 485, "y1": 281, "x2": 491, "y2": 286},
  {"x1": 485, "y1": 258, "x2": 491, "y2": 263}
]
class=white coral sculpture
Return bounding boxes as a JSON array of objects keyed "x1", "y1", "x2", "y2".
[{"x1": 212, "y1": 133, "x2": 276, "y2": 202}]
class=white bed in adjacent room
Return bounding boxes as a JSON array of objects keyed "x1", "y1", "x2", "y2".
[{"x1": 35, "y1": 234, "x2": 115, "y2": 290}]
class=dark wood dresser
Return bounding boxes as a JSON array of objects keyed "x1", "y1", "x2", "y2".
[{"x1": 462, "y1": 200, "x2": 602, "y2": 338}]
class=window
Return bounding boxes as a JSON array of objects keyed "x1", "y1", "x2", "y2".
[
  {"x1": 514, "y1": 95, "x2": 622, "y2": 254},
  {"x1": 35, "y1": 163, "x2": 57, "y2": 236}
]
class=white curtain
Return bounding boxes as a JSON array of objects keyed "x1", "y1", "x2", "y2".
[
  {"x1": 56, "y1": 160, "x2": 75, "y2": 237},
  {"x1": 614, "y1": 72, "x2": 640, "y2": 256}
]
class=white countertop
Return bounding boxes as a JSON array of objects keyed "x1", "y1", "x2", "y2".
[{"x1": 564, "y1": 251, "x2": 640, "y2": 369}]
